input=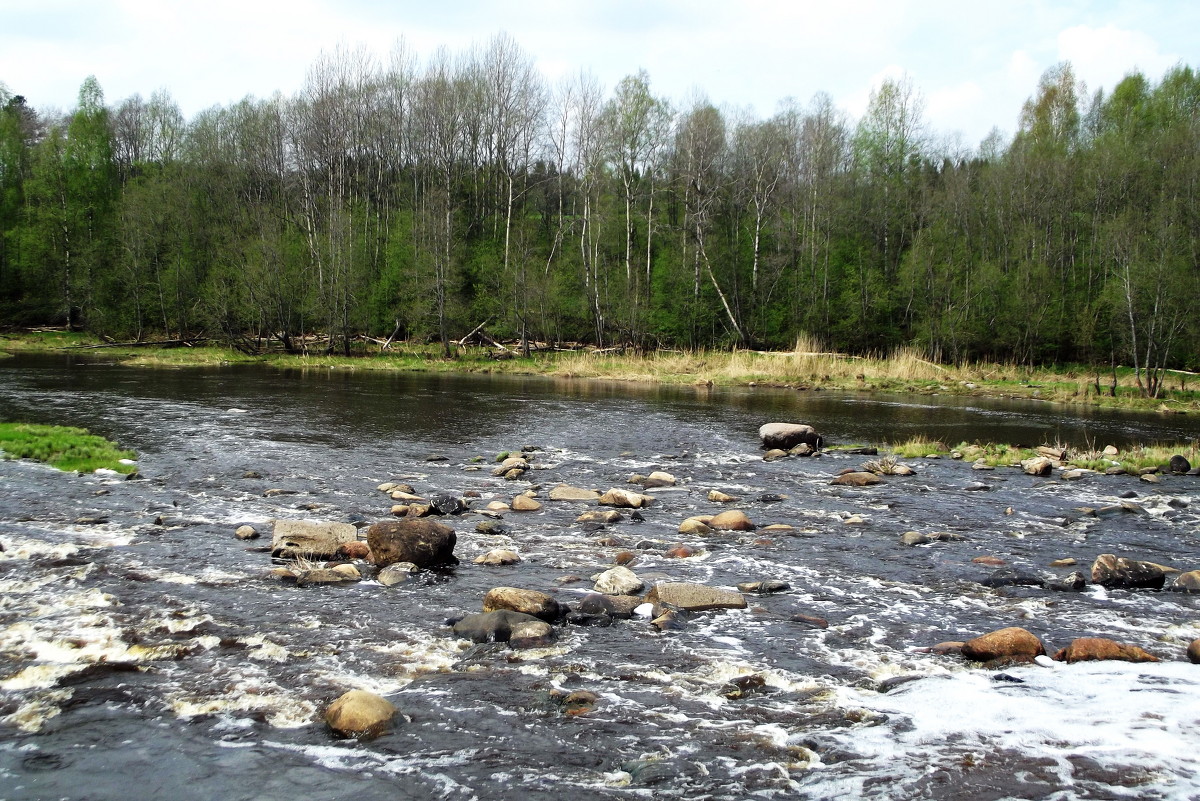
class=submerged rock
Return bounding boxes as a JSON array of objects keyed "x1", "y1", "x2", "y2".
[
  {"x1": 451, "y1": 610, "x2": 545, "y2": 643},
  {"x1": 549, "y1": 484, "x2": 601, "y2": 501},
  {"x1": 376, "y1": 562, "x2": 419, "y2": 586}
]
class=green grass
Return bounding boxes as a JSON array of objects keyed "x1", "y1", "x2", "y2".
[
  {"x1": 0, "y1": 423, "x2": 138, "y2": 474},
  {"x1": 887, "y1": 436, "x2": 1199, "y2": 472}
]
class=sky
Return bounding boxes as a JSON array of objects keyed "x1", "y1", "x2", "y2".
[{"x1": 1, "y1": 0, "x2": 1197, "y2": 150}]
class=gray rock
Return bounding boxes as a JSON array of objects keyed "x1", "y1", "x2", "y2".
[
  {"x1": 451, "y1": 610, "x2": 545, "y2": 643},
  {"x1": 271, "y1": 520, "x2": 357, "y2": 560},
  {"x1": 377, "y1": 562, "x2": 419, "y2": 586},
  {"x1": 592, "y1": 566, "x2": 644, "y2": 595},
  {"x1": 759, "y1": 423, "x2": 822, "y2": 450},
  {"x1": 646, "y1": 582, "x2": 747, "y2": 612}
]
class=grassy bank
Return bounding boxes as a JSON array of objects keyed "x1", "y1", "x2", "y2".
[
  {"x1": 888, "y1": 435, "x2": 1197, "y2": 473},
  {"x1": 0, "y1": 422, "x2": 138, "y2": 474},
  {"x1": 3, "y1": 330, "x2": 1199, "y2": 414}
]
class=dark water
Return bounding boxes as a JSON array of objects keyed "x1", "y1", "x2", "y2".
[{"x1": 2, "y1": 354, "x2": 1200, "y2": 800}]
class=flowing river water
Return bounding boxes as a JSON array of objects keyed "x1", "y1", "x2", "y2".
[{"x1": 1, "y1": 354, "x2": 1200, "y2": 800}]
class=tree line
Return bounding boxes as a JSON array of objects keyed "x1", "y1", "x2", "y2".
[{"x1": 1, "y1": 35, "x2": 1197, "y2": 389}]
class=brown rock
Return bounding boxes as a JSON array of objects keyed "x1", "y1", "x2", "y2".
[
  {"x1": 830, "y1": 472, "x2": 882, "y2": 487},
  {"x1": 1053, "y1": 637, "x2": 1160, "y2": 664},
  {"x1": 973, "y1": 555, "x2": 1006, "y2": 566},
  {"x1": 511, "y1": 495, "x2": 542, "y2": 512},
  {"x1": 1050, "y1": 558, "x2": 1077, "y2": 568},
  {"x1": 482, "y1": 587, "x2": 564, "y2": 622},
  {"x1": 324, "y1": 690, "x2": 396, "y2": 738},
  {"x1": 664, "y1": 545, "x2": 698, "y2": 559},
  {"x1": 335, "y1": 541, "x2": 371, "y2": 560},
  {"x1": 549, "y1": 485, "x2": 600, "y2": 501},
  {"x1": 678, "y1": 517, "x2": 714, "y2": 535},
  {"x1": 473, "y1": 549, "x2": 521, "y2": 566},
  {"x1": 235, "y1": 525, "x2": 260, "y2": 541},
  {"x1": 509, "y1": 620, "x2": 556, "y2": 649},
  {"x1": 367, "y1": 518, "x2": 457, "y2": 568},
  {"x1": 931, "y1": 641, "x2": 965, "y2": 655},
  {"x1": 614, "y1": 551, "x2": 637, "y2": 566},
  {"x1": 707, "y1": 490, "x2": 738, "y2": 503},
  {"x1": 960, "y1": 627, "x2": 1045, "y2": 662},
  {"x1": 1021, "y1": 457, "x2": 1054, "y2": 476},
  {"x1": 709, "y1": 510, "x2": 755, "y2": 531},
  {"x1": 791, "y1": 613, "x2": 829, "y2": 629},
  {"x1": 1188, "y1": 639, "x2": 1200, "y2": 664},
  {"x1": 576, "y1": 509, "x2": 623, "y2": 524},
  {"x1": 1171, "y1": 570, "x2": 1200, "y2": 592}
]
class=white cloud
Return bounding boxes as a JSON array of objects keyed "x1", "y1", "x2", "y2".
[{"x1": 1057, "y1": 23, "x2": 1177, "y2": 94}]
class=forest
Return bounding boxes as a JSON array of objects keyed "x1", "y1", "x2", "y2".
[{"x1": 0, "y1": 34, "x2": 1197, "y2": 392}]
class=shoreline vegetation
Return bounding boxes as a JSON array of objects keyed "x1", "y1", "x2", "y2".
[
  {"x1": 0, "y1": 421, "x2": 137, "y2": 474},
  {"x1": 4, "y1": 329, "x2": 1200, "y2": 416}
]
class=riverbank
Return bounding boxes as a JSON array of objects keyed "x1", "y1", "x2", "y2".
[{"x1": 3, "y1": 330, "x2": 1198, "y2": 415}]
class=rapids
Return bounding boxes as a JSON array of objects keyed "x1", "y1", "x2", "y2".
[{"x1": 1, "y1": 355, "x2": 1199, "y2": 800}]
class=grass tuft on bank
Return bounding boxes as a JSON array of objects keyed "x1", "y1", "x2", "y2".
[
  {"x1": 887, "y1": 435, "x2": 1199, "y2": 473},
  {"x1": 0, "y1": 422, "x2": 138, "y2": 474}
]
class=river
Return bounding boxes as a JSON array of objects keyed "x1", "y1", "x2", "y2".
[{"x1": 1, "y1": 354, "x2": 1199, "y2": 800}]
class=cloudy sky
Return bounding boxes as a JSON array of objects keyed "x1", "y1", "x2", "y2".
[{"x1": 2, "y1": 0, "x2": 1196, "y2": 148}]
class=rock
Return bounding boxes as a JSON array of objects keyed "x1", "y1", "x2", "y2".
[
  {"x1": 614, "y1": 551, "x2": 637, "y2": 566},
  {"x1": 552, "y1": 689, "x2": 600, "y2": 715},
  {"x1": 1061, "y1": 469, "x2": 1089, "y2": 481},
  {"x1": 377, "y1": 562, "x2": 419, "y2": 586},
  {"x1": 961, "y1": 627, "x2": 1046, "y2": 662},
  {"x1": 1021, "y1": 457, "x2": 1054, "y2": 476},
  {"x1": 1170, "y1": 455, "x2": 1191, "y2": 474},
  {"x1": 641, "y1": 471, "x2": 676, "y2": 488},
  {"x1": 367, "y1": 518, "x2": 457, "y2": 568},
  {"x1": 334, "y1": 541, "x2": 371, "y2": 560},
  {"x1": 830, "y1": 472, "x2": 881, "y2": 487},
  {"x1": 295, "y1": 566, "x2": 361, "y2": 587},
  {"x1": 1188, "y1": 640, "x2": 1200, "y2": 664},
  {"x1": 483, "y1": 587, "x2": 565, "y2": 622},
  {"x1": 549, "y1": 485, "x2": 600, "y2": 502},
  {"x1": 476, "y1": 520, "x2": 511, "y2": 536},
  {"x1": 737, "y1": 580, "x2": 790, "y2": 594},
  {"x1": 759, "y1": 423, "x2": 822, "y2": 451},
  {"x1": 474, "y1": 549, "x2": 521, "y2": 566},
  {"x1": 790, "y1": 613, "x2": 829, "y2": 629},
  {"x1": 511, "y1": 495, "x2": 542, "y2": 512},
  {"x1": 1169, "y1": 571, "x2": 1200, "y2": 592},
  {"x1": 651, "y1": 610, "x2": 685, "y2": 631},
  {"x1": 578, "y1": 593, "x2": 642, "y2": 619},
  {"x1": 708, "y1": 510, "x2": 755, "y2": 531},
  {"x1": 707, "y1": 490, "x2": 738, "y2": 503},
  {"x1": 901, "y1": 532, "x2": 930, "y2": 546},
  {"x1": 235, "y1": 525, "x2": 260, "y2": 541},
  {"x1": 1049, "y1": 558, "x2": 1077, "y2": 567},
  {"x1": 1102, "y1": 445, "x2": 1119, "y2": 456},
  {"x1": 1140, "y1": 473, "x2": 1161, "y2": 484},
  {"x1": 271, "y1": 520, "x2": 358, "y2": 560},
  {"x1": 1053, "y1": 637, "x2": 1160, "y2": 664},
  {"x1": 1044, "y1": 572, "x2": 1087, "y2": 592},
  {"x1": 678, "y1": 517, "x2": 713, "y2": 535},
  {"x1": 1037, "y1": 445, "x2": 1067, "y2": 461},
  {"x1": 890, "y1": 464, "x2": 916, "y2": 476},
  {"x1": 597, "y1": 488, "x2": 653, "y2": 508},
  {"x1": 763, "y1": 449, "x2": 789, "y2": 461},
  {"x1": 981, "y1": 568, "x2": 1044, "y2": 589},
  {"x1": 788, "y1": 443, "x2": 815, "y2": 457},
  {"x1": 576, "y1": 509, "x2": 622, "y2": 524},
  {"x1": 592, "y1": 566, "x2": 644, "y2": 595},
  {"x1": 325, "y1": 690, "x2": 396, "y2": 738},
  {"x1": 664, "y1": 545, "x2": 698, "y2": 559},
  {"x1": 1090, "y1": 554, "x2": 1166, "y2": 590},
  {"x1": 931, "y1": 641, "x2": 965, "y2": 655},
  {"x1": 509, "y1": 620, "x2": 557, "y2": 649},
  {"x1": 973, "y1": 556, "x2": 1006, "y2": 566},
  {"x1": 390, "y1": 490, "x2": 426, "y2": 503},
  {"x1": 758, "y1": 493, "x2": 787, "y2": 502},
  {"x1": 646, "y1": 582, "x2": 747, "y2": 612},
  {"x1": 451, "y1": 610, "x2": 545, "y2": 643}
]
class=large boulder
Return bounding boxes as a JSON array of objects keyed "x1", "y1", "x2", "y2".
[
  {"x1": 759, "y1": 423, "x2": 822, "y2": 451},
  {"x1": 324, "y1": 690, "x2": 396, "y2": 738},
  {"x1": 482, "y1": 587, "x2": 565, "y2": 622},
  {"x1": 1169, "y1": 455, "x2": 1192, "y2": 474},
  {"x1": 1021, "y1": 457, "x2": 1054, "y2": 476},
  {"x1": 1090, "y1": 554, "x2": 1166, "y2": 590},
  {"x1": 960, "y1": 627, "x2": 1045, "y2": 662},
  {"x1": 367, "y1": 518, "x2": 457, "y2": 568},
  {"x1": 272, "y1": 520, "x2": 357, "y2": 559},
  {"x1": 1053, "y1": 637, "x2": 1159, "y2": 664},
  {"x1": 647, "y1": 582, "x2": 747, "y2": 612},
  {"x1": 451, "y1": 610, "x2": 545, "y2": 643}
]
